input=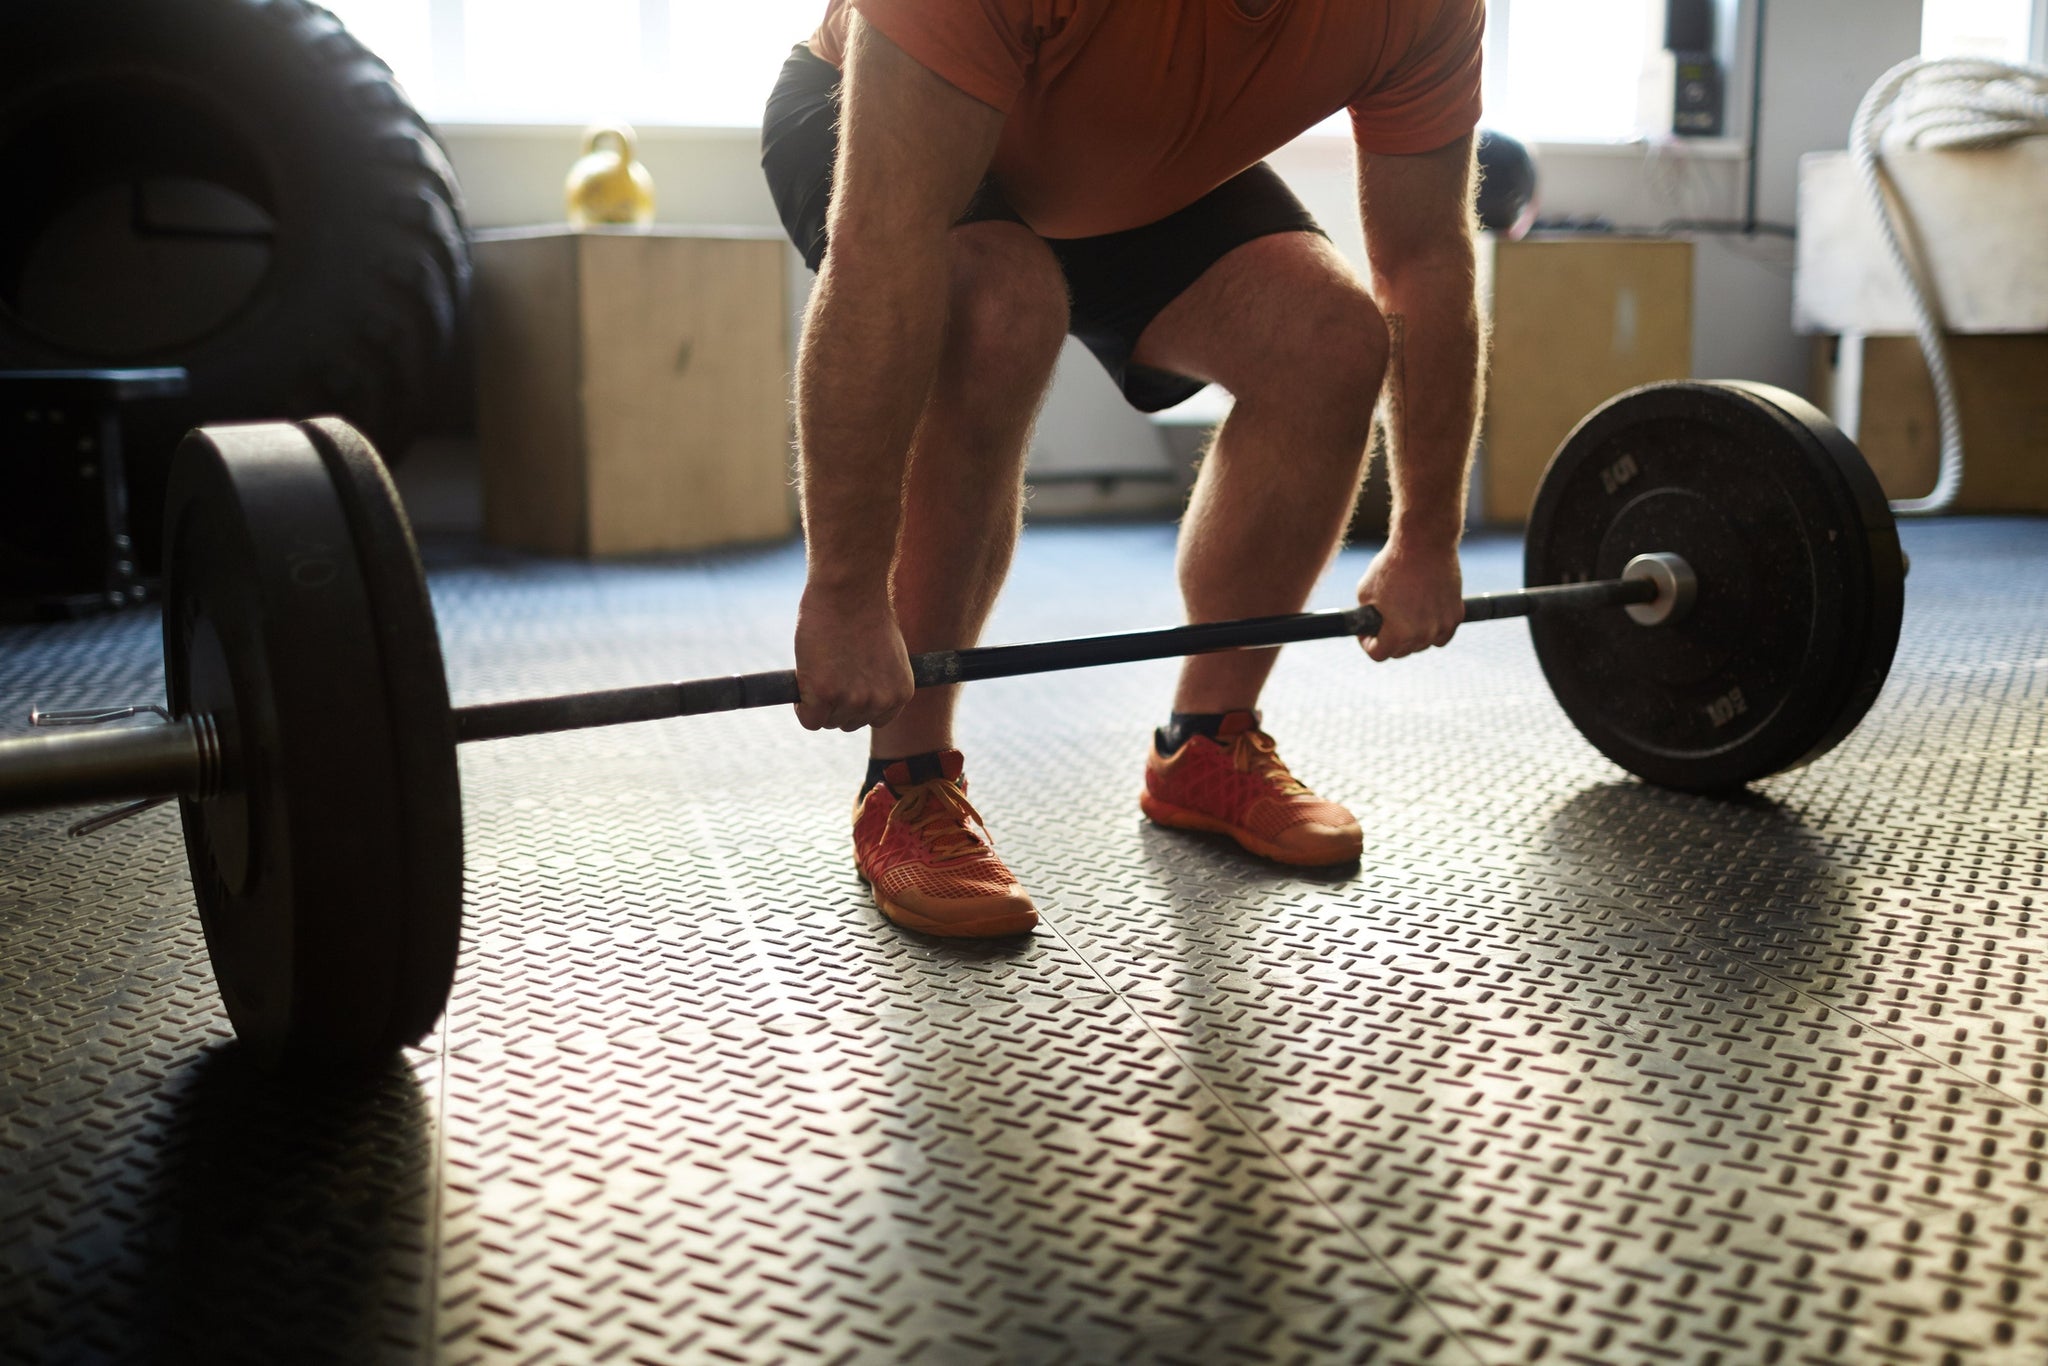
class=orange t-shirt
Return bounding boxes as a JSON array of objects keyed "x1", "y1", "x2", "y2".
[{"x1": 809, "y1": 0, "x2": 1485, "y2": 240}]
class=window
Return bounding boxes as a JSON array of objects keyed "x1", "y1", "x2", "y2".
[
  {"x1": 1921, "y1": 0, "x2": 2039, "y2": 61},
  {"x1": 1210, "y1": 0, "x2": 1674, "y2": 146},
  {"x1": 1483, "y1": 0, "x2": 1663, "y2": 143},
  {"x1": 322, "y1": 0, "x2": 824, "y2": 126}
]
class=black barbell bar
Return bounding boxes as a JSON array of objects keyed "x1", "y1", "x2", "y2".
[
  {"x1": 451, "y1": 573, "x2": 1661, "y2": 743},
  {"x1": 0, "y1": 567, "x2": 1669, "y2": 818}
]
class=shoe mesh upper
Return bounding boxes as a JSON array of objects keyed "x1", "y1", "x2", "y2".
[
  {"x1": 855, "y1": 776, "x2": 1022, "y2": 901},
  {"x1": 1147, "y1": 725, "x2": 1355, "y2": 840}
]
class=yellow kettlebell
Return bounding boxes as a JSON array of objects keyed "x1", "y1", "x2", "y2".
[{"x1": 565, "y1": 124, "x2": 655, "y2": 227}]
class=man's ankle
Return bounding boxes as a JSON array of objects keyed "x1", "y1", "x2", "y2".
[
  {"x1": 1157, "y1": 709, "x2": 1259, "y2": 755},
  {"x1": 862, "y1": 749, "x2": 956, "y2": 799}
]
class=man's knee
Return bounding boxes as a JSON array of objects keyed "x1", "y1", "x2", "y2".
[
  {"x1": 1249, "y1": 284, "x2": 1389, "y2": 436},
  {"x1": 945, "y1": 228, "x2": 1070, "y2": 381}
]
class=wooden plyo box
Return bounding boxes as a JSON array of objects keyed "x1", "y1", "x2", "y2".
[
  {"x1": 1810, "y1": 332, "x2": 2048, "y2": 513},
  {"x1": 1478, "y1": 236, "x2": 1694, "y2": 524},
  {"x1": 1795, "y1": 143, "x2": 2048, "y2": 514},
  {"x1": 1797, "y1": 143, "x2": 2048, "y2": 337},
  {"x1": 472, "y1": 226, "x2": 794, "y2": 556}
]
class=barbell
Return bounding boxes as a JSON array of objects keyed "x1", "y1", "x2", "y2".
[{"x1": 0, "y1": 380, "x2": 1906, "y2": 1072}]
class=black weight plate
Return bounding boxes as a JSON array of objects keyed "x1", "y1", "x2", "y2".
[
  {"x1": 300, "y1": 418, "x2": 464, "y2": 1053},
  {"x1": 162, "y1": 421, "x2": 462, "y2": 1070},
  {"x1": 1525, "y1": 381, "x2": 1904, "y2": 792}
]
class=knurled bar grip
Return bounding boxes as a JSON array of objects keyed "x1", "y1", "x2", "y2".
[
  {"x1": 450, "y1": 577, "x2": 1656, "y2": 744},
  {"x1": 0, "y1": 720, "x2": 212, "y2": 818}
]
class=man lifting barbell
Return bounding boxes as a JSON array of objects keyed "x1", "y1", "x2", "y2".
[
  {"x1": 0, "y1": 6, "x2": 1907, "y2": 1074},
  {"x1": 0, "y1": 385, "x2": 1906, "y2": 1070},
  {"x1": 763, "y1": 0, "x2": 1491, "y2": 938}
]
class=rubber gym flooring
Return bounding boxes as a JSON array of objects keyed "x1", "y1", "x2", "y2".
[{"x1": 3, "y1": 517, "x2": 2046, "y2": 1366}]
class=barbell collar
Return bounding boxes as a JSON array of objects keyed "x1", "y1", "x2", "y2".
[
  {"x1": 0, "y1": 716, "x2": 218, "y2": 818},
  {"x1": 1622, "y1": 552, "x2": 1699, "y2": 627},
  {"x1": 452, "y1": 575, "x2": 1661, "y2": 745}
]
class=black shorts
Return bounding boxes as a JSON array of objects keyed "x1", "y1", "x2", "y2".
[{"x1": 760, "y1": 44, "x2": 1327, "y2": 413}]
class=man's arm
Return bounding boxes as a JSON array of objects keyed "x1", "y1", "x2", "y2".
[
  {"x1": 1352, "y1": 133, "x2": 1484, "y2": 661},
  {"x1": 791, "y1": 17, "x2": 1005, "y2": 731}
]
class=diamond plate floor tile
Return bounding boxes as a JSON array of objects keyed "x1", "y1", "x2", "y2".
[{"x1": 4, "y1": 517, "x2": 2046, "y2": 1365}]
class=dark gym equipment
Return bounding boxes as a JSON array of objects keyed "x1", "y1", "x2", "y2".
[
  {"x1": 0, "y1": 381, "x2": 1905, "y2": 1070},
  {"x1": 1665, "y1": 0, "x2": 1716, "y2": 51},
  {"x1": 1475, "y1": 130, "x2": 1538, "y2": 235},
  {"x1": 0, "y1": 367, "x2": 187, "y2": 617},
  {"x1": 1661, "y1": 0, "x2": 1726, "y2": 137}
]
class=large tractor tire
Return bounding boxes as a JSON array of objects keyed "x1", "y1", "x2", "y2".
[{"x1": 0, "y1": 0, "x2": 471, "y2": 569}]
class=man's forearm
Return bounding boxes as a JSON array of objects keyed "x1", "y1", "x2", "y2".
[
  {"x1": 1373, "y1": 242, "x2": 1484, "y2": 551},
  {"x1": 794, "y1": 239, "x2": 952, "y2": 600}
]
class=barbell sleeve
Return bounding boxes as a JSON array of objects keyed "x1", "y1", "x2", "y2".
[
  {"x1": 450, "y1": 576, "x2": 1659, "y2": 745},
  {"x1": 0, "y1": 718, "x2": 217, "y2": 817}
]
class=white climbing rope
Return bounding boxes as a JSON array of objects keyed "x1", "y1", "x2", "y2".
[{"x1": 1847, "y1": 56, "x2": 2048, "y2": 514}]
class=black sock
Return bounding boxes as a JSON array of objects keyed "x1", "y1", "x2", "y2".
[
  {"x1": 862, "y1": 750, "x2": 950, "y2": 799},
  {"x1": 1155, "y1": 710, "x2": 1257, "y2": 756}
]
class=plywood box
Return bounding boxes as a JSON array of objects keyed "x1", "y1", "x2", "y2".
[
  {"x1": 1479, "y1": 236, "x2": 1693, "y2": 524},
  {"x1": 1797, "y1": 143, "x2": 2048, "y2": 337},
  {"x1": 473, "y1": 226, "x2": 794, "y2": 557},
  {"x1": 1810, "y1": 332, "x2": 2048, "y2": 513}
]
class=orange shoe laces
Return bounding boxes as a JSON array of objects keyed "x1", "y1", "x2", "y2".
[
  {"x1": 891, "y1": 780, "x2": 991, "y2": 861},
  {"x1": 1230, "y1": 730, "x2": 1313, "y2": 799}
]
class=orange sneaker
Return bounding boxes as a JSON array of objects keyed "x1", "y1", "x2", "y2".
[
  {"x1": 852, "y1": 751, "x2": 1038, "y2": 938},
  {"x1": 1140, "y1": 712, "x2": 1363, "y2": 866}
]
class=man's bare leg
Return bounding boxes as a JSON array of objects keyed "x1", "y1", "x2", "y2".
[
  {"x1": 867, "y1": 219, "x2": 1070, "y2": 759},
  {"x1": 1130, "y1": 233, "x2": 1390, "y2": 713}
]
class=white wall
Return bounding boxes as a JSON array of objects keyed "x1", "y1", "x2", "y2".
[{"x1": 435, "y1": 0, "x2": 1928, "y2": 513}]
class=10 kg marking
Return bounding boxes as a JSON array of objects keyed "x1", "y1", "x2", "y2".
[
  {"x1": 1705, "y1": 686, "x2": 1748, "y2": 728},
  {"x1": 1600, "y1": 452, "x2": 1640, "y2": 495}
]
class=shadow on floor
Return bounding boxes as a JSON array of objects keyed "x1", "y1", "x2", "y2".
[{"x1": 8, "y1": 1044, "x2": 437, "y2": 1365}]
